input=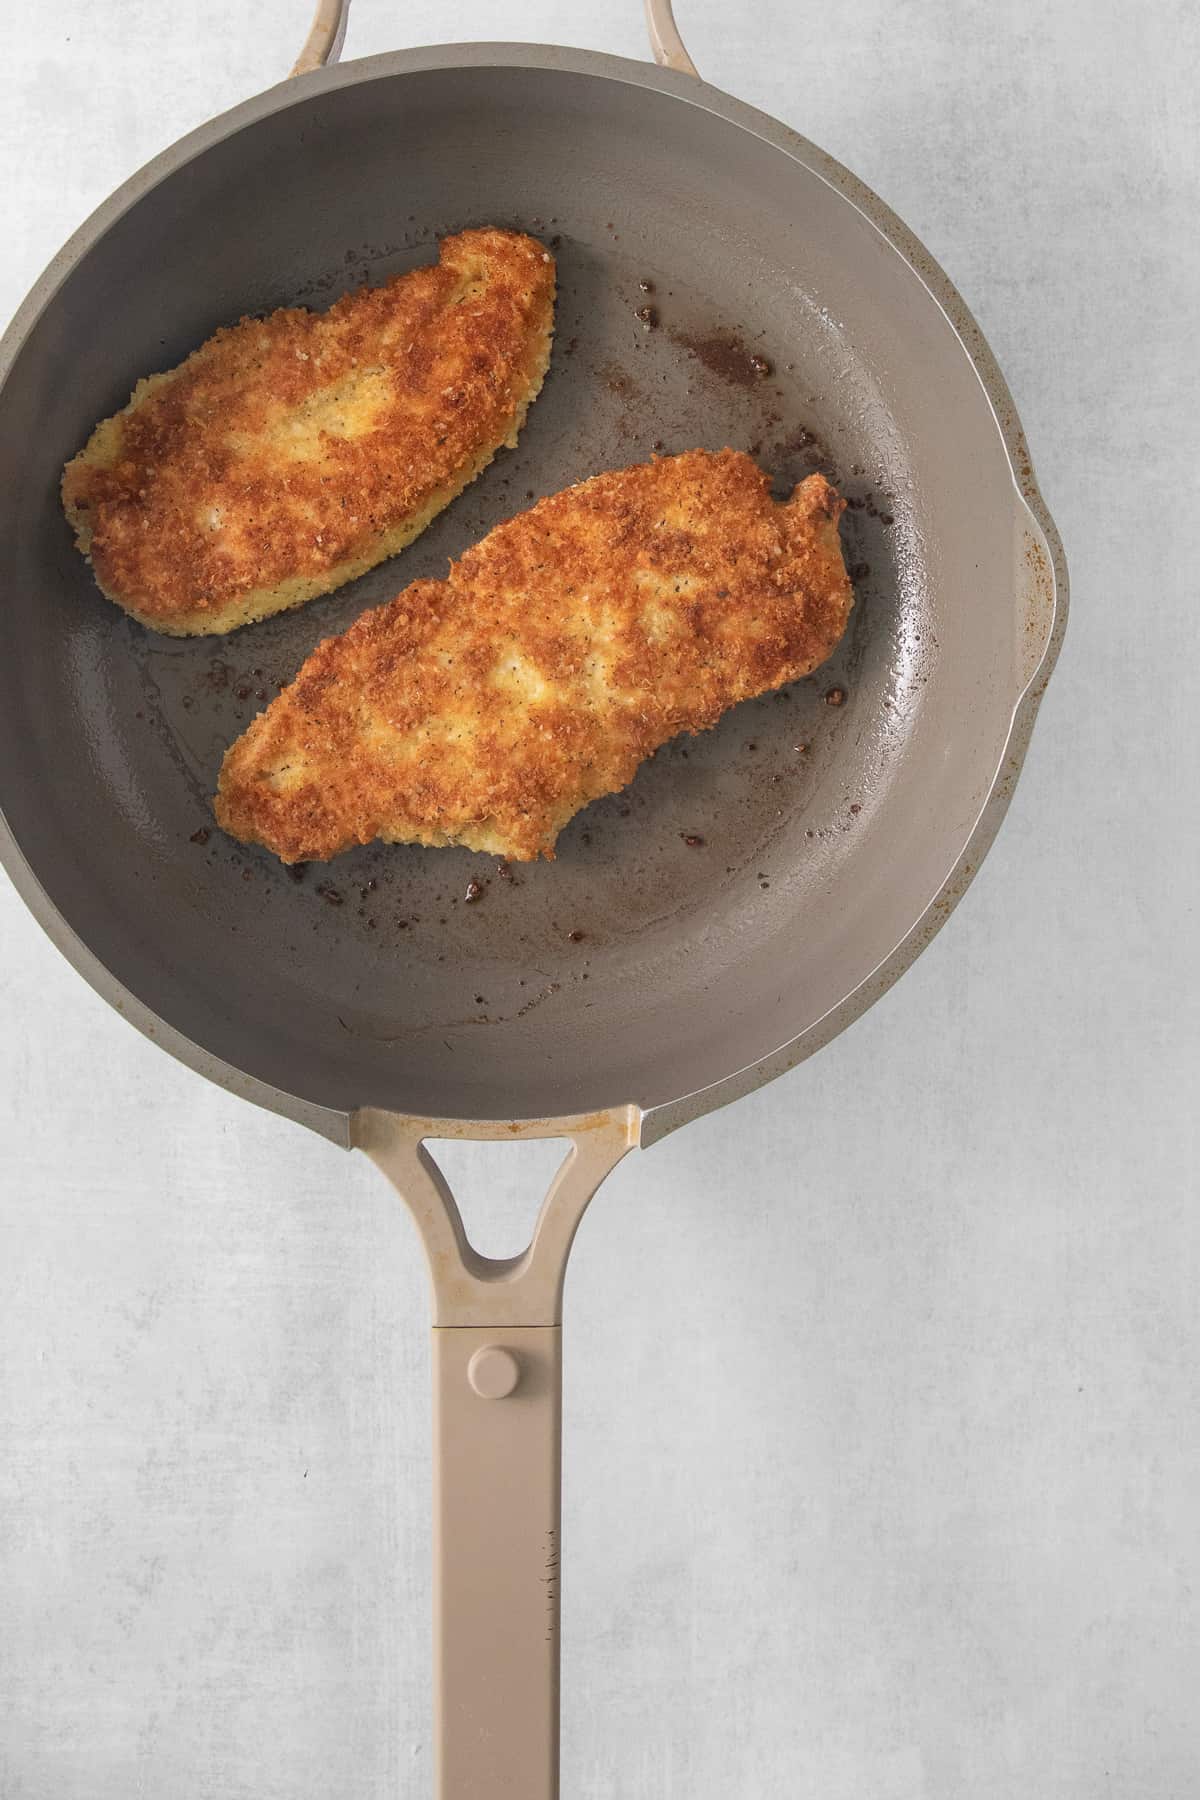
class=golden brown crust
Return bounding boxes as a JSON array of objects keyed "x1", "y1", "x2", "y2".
[
  {"x1": 214, "y1": 450, "x2": 854, "y2": 863},
  {"x1": 61, "y1": 229, "x2": 556, "y2": 634}
]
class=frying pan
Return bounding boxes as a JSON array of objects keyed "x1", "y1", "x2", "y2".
[{"x1": 0, "y1": 1, "x2": 1067, "y2": 1792}]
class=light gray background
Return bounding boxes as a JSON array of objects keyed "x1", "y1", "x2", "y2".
[{"x1": 2, "y1": 2, "x2": 1197, "y2": 1795}]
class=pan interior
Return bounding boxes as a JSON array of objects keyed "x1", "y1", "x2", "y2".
[{"x1": 0, "y1": 61, "x2": 1024, "y2": 1122}]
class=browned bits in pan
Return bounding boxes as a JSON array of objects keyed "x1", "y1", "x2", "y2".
[
  {"x1": 825, "y1": 686, "x2": 846, "y2": 706},
  {"x1": 464, "y1": 878, "x2": 484, "y2": 903},
  {"x1": 671, "y1": 326, "x2": 774, "y2": 390}
]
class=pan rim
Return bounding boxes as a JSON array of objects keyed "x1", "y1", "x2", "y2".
[{"x1": 0, "y1": 41, "x2": 1068, "y2": 1148}]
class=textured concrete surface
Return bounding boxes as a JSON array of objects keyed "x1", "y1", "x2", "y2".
[{"x1": 2, "y1": 2, "x2": 1197, "y2": 1796}]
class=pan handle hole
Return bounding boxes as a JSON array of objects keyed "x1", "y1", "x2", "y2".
[{"x1": 424, "y1": 1137, "x2": 571, "y2": 1260}]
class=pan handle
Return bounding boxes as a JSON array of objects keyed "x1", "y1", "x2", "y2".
[
  {"x1": 355, "y1": 1106, "x2": 639, "y2": 1800},
  {"x1": 643, "y1": 0, "x2": 700, "y2": 76},
  {"x1": 291, "y1": 0, "x2": 349, "y2": 75},
  {"x1": 289, "y1": 0, "x2": 701, "y2": 81}
]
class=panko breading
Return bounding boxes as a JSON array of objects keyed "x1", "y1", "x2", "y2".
[
  {"x1": 61, "y1": 229, "x2": 556, "y2": 636},
  {"x1": 215, "y1": 450, "x2": 853, "y2": 864}
]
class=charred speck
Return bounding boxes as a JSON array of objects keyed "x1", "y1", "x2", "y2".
[
  {"x1": 793, "y1": 742, "x2": 809, "y2": 753},
  {"x1": 749, "y1": 354, "x2": 771, "y2": 377},
  {"x1": 189, "y1": 827, "x2": 210, "y2": 845},
  {"x1": 241, "y1": 869, "x2": 252, "y2": 882},
  {"x1": 825, "y1": 687, "x2": 847, "y2": 707},
  {"x1": 497, "y1": 861, "x2": 514, "y2": 882},
  {"x1": 652, "y1": 439, "x2": 665, "y2": 453},
  {"x1": 682, "y1": 833, "x2": 705, "y2": 848},
  {"x1": 746, "y1": 741, "x2": 758, "y2": 751},
  {"x1": 234, "y1": 684, "x2": 251, "y2": 700},
  {"x1": 316, "y1": 883, "x2": 343, "y2": 906},
  {"x1": 567, "y1": 929, "x2": 585, "y2": 943},
  {"x1": 849, "y1": 562, "x2": 871, "y2": 581},
  {"x1": 288, "y1": 863, "x2": 308, "y2": 882},
  {"x1": 464, "y1": 879, "x2": 484, "y2": 903},
  {"x1": 850, "y1": 803, "x2": 862, "y2": 814},
  {"x1": 635, "y1": 305, "x2": 658, "y2": 329},
  {"x1": 639, "y1": 278, "x2": 654, "y2": 293},
  {"x1": 475, "y1": 995, "x2": 486, "y2": 1005}
]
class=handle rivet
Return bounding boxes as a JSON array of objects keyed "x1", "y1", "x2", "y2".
[{"x1": 468, "y1": 1345, "x2": 521, "y2": 1400}]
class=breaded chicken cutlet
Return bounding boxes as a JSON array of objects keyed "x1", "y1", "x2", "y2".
[
  {"x1": 61, "y1": 229, "x2": 555, "y2": 635},
  {"x1": 215, "y1": 449, "x2": 853, "y2": 864}
]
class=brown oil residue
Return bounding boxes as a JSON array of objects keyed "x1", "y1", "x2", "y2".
[
  {"x1": 671, "y1": 326, "x2": 773, "y2": 389},
  {"x1": 598, "y1": 362, "x2": 640, "y2": 400}
]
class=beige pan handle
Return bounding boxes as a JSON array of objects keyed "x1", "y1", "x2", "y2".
[
  {"x1": 356, "y1": 1108, "x2": 639, "y2": 1799},
  {"x1": 291, "y1": 0, "x2": 701, "y2": 79}
]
